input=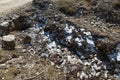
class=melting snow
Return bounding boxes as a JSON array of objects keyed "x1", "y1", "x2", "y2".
[
  {"x1": 47, "y1": 41, "x2": 57, "y2": 52},
  {"x1": 117, "y1": 52, "x2": 120, "y2": 61},
  {"x1": 0, "y1": 21, "x2": 9, "y2": 27},
  {"x1": 86, "y1": 37, "x2": 95, "y2": 47},
  {"x1": 75, "y1": 36, "x2": 84, "y2": 46},
  {"x1": 83, "y1": 32, "x2": 91, "y2": 36},
  {"x1": 64, "y1": 27, "x2": 72, "y2": 34},
  {"x1": 66, "y1": 35, "x2": 72, "y2": 42},
  {"x1": 108, "y1": 43, "x2": 120, "y2": 62},
  {"x1": 80, "y1": 28, "x2": 85, "y2": 31}
]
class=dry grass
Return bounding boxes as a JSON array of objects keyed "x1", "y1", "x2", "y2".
[
  {"x1": 56, "y1": 0, "x2": 78, "y2": 16},
  {"x1": 0, "y1": 50, "x2": 66, "y2": 80},
  {"x1": 112, "y1": 1, "x2": 120, "y2": 9}
]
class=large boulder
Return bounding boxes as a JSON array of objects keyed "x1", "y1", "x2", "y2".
[
  {"x1": 0, "y1": 21, "x2": 13, "y2": 36},
  {"x1": 13, "y1": 15, "x2": 31, "y2": 31}
]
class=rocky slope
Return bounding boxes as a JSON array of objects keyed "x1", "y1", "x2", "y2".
[{"x1": 0, "y1": 0, "x2": 119, "y2": 80}]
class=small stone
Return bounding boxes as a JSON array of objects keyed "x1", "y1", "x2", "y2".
[
  {"x1": 0, "y1": 21, "x2": 10, "y2": 36},
  {"x1": 51, "y1": 62, "x2": 55, "y2": 66},
  {"x1": 22, "y1": 49, "x2": 26, "y2": 53},
  {"x1": 50, "y1": 54, "x2": 63, "y2": 65},
  {"x1": 23, "y1": 36, "x2": 32, "y2": 45},
  {"x1": 2, "y1": 35, "x2": 15, "y2": 50},
  {"x1": 90, "y1": 22, "x2": 94, "y2": 25}
]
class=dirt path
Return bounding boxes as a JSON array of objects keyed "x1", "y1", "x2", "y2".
[{"x1": 0, "y1": 0, "x2": 32, "y2": 14}]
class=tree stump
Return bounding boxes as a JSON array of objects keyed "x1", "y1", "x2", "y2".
[{"x1": 2, "y1": 35, "x2": 15, "y2": 50}]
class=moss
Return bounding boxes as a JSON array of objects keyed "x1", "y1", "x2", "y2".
[
  {"x1": 0, "y1": 69, "x2": 5, "y2": 79},
  {"x1": 4, "y1": 76, "x2": 14, "y2": 80},
  {"x1": 44, "y1": 66, "x2": 66, "y2": 80},
  {"x1": 8, "y1": 67, "x2": 20, "y2": 75},
  {"x1": 4, "y1": 66, "x2": 21, "y2": 80}
]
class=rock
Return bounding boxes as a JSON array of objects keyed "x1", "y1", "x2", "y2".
[
  {"x1": 50, "y1": 54, "x2": 63, "y2": 65},
  {"x1": 2, "y1": 35, "x2": 15, "y2": 50},
  {"x1": 0, "y1": 21, "x2": 10, "y2": 36},
  {"x1": 23, "y1": 36, "x2": 32, "y2": 45},
  {"x1": 116, "y1": 52, "x2": 120, "y2": 61},
  {"x1": 0, "y1": 21, "x2": 9, "y2": 27},
  {"x1": 116, "y1": 44, "x2": 120, "y2": 61},
  {"x1": 13, "y1": 15, "x2": 31, "y2": 31},
  {"x1": 33, "y1": 0, "x2": 50, "y2": 9}
]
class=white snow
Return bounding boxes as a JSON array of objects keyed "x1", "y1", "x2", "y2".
[
  {"x1": 70, "y1": 25, "x2": 75, "y2": 30},
  {"x1": 83, "y1": 32, "x2": 91, "y2": 36},
  {"x1": 75, "y1": 36, "x2": 84, "y2": 46},
  {"x1": 94, "y1": 65, "x2": 101, "y2": 70},
  {"x1": 64, "y1": 24, "x2": 74, "y2": 34},
  {"x1": 47, "y1": 41, "x2": 57, "y2": 50},
  {"x1": 86, "y1": 37, "x2": 95, "y2": 47},
  {"x1": 117, "y1": 52, "x2": 120, "y2": 61},
  {"x1": 77, "y1": 43, "x2": 82, "y2": 46},
  {"x1": 75, "y1": 37, "x2": 83, "y2": 43},
  {"x1": 66, "y1": 35, "x2": 72, "y2": 42},
  {"x1": 3, "y1": 35, "x2": 15, "y2": 41},
  {"x1": 0, "y1": 21, "x2": 9, "y2": 27},
  {"x1": 80, "y1": 28, "x2": 85, "y2": 31},
  {"x1": 64, "y1": 27, "x2": 72, "y2": 34},
  {"x1": 67, "y1": 55, "x2": 79, "y2": 64}
]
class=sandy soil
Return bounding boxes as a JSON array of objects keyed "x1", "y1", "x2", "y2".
[{"x1": 0, "y1": 0, "x2": 32, "y2": 14}]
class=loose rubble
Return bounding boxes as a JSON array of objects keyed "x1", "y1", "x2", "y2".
[{"x1": 20, "y1": 9, "x2": 119, "y2": 79}]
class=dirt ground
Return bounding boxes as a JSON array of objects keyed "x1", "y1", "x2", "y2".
[
  {"x1": 0, "y1": 0, "x2": 119, "y2": 80},
  {"x1": 0, "y1": 0, "x2": 32, "y2": 19}
]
